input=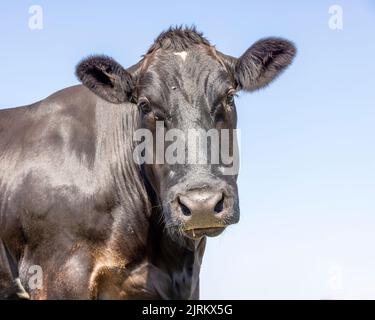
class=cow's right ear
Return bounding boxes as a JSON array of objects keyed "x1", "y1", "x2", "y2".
[{"x1": 76, "y1": 55, "x2": 133, "y2": 104}]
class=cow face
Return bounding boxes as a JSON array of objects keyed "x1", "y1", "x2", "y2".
[{"x1": 77, "y1": 28, "x2": 296, "y2": 241}]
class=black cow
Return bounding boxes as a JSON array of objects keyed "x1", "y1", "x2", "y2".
[{"x1": 0, "y1": 27, "x2": 295, "y2": 299}]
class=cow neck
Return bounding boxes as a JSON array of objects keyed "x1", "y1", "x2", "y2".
[
  {"x1": 96, "y1": 101, "x2": 151, "y2": 258},
  {"x1": 142, "y1": 166, "x2": 206, "y2": 298}
]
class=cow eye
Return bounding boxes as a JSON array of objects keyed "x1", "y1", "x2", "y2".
[
  {"x1": 225, "y1": 90, "x2": 237, "y2": 106},
  {"x1": 226, "y1": 94, "x2": 234, "y2": 106},
  {"x1": 138, "y1": 98, "x2": 151, "y2": 114}
]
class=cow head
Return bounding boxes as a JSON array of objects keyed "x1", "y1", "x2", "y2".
[{"x1": 76, "y1": 27, "x2": 296, "y2": 241}]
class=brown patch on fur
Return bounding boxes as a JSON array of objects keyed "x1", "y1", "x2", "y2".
[
  {"x1": 88, "y1": 246, "x2": 128, "y2": 299},
  {"x1": 206, "y1": 45, "x2": 227, "y2": 69}
]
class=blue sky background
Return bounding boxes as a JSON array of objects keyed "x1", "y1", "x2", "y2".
[{"x1": 1, "y1": 1, "x2": 374, "y2": 299}]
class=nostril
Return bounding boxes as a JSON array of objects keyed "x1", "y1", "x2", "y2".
[
  {"x1": 178, "y1": 197, "x2": 191, "y2": 216},
  {"x1": 214, "y1": 194, "x2": 225, "y2": 214}
]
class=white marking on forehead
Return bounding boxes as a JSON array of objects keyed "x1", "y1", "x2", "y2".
[{"x1": 173, "y1": 51, "x2": 188, "y2": 62}]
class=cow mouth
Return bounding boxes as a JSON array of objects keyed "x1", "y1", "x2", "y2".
[{"x1": 183, "y1": 227, "x2": 226, "y2": 239}]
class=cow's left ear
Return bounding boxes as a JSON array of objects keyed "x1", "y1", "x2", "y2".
[
  {"x1": 235, "y1": 38, "x2": 296, "y2": 92},
  {"x1": 76, "y1": 55, "x2": 133, "y2": 104}
]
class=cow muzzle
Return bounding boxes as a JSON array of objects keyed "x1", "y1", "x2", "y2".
[{"x1": 170, "y1": 187, "x2": 238, "y2": 239}]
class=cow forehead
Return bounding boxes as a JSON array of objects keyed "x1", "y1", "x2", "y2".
[
  {"x1": 138, "y1": 49, "x2": 231, "y2": 102},
  {"x1": 151, "y1": 48, "x2": 225, "y2": 77}
]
